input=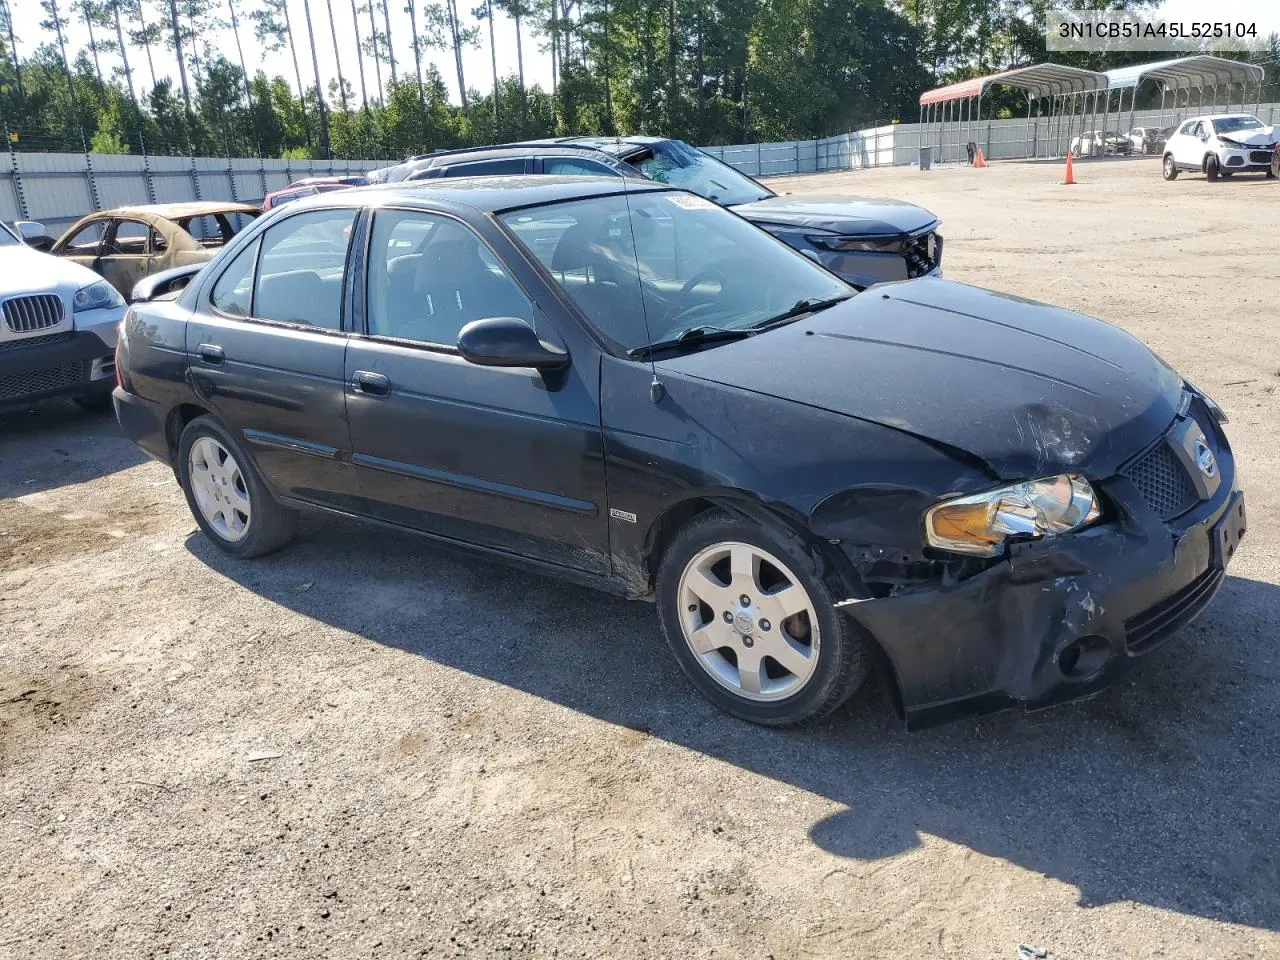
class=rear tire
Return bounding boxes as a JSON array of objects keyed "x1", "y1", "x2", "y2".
[
  {"x1": 1205, "y1": 155, "x2": 1220, "y2": 181},
  {"x1": 654, "y1": 510, "x2": 869, "y2": 726},
  {"x1": 177, "y1": 415, "x2": 298, "y2": 558},
  {"x1": 1162, "y1": 155, "x2": 1178, "y2": 180}
]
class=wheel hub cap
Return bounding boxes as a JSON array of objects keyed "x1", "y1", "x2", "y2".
[
  {"x1": 188, "y1": 436, "x2": 252, "y2": 543},
  {"x1": 676, "y1": 541, "x2": 821, "y2": 702}
]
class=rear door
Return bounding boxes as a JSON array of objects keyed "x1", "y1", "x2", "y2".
[
  {"x1": 344, "y1": 206, "x2": 609, "y2": 572},
  {"x1": 97, "y1": 218, "x2": 154, "y2": 297},
  {"x1": 186, "y1": 206, "x2": 364, "y2": 512}
]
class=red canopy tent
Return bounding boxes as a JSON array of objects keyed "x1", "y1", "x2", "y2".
[{"x1": 919, "y1": 64, "x2": 1110, "y2": 162}]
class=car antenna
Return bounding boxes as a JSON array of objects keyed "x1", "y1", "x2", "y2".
[{"x1": 618, "y1": 175, "x2": 665, "y2": 404}]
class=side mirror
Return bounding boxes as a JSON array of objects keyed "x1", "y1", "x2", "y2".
[
  {"x1": 16, "y1": 221, "x2": 53, "y2": 251},
  {"x1": 130, "y1": 263, "x2": 203, "y2": 303},
  {"x1": 457, "y1": 317, "x2": 570, "y2": 371}
]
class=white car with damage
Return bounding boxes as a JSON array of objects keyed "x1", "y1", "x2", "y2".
[
  {"x1": 1162, "y1": 114, "x2": 1278, "y2": 181},
  {"x1": 0, "y1": 219, "x2": 125, "y2": 412}
]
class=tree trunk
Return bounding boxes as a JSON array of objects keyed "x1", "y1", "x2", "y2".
[
  {"x1": 165, "y1": 0, "x2": 192, "y2": 112},
  {"x1": 549, "y1": 1, "x2": 558, "y2": 95},
  {"x1": 226, "y1": 0, "x2": 255, "y2": 115},
  {"x1": 602, "y1": 1, "x2": 613, "y2": 131},
  {"x1": 445, "y1": 0, "x2": 468, "y2": 110},
  {"x1": 695, "y1": 7, "x2": 704, "y2": 141},
  {"x1": 282, "y1": 0, "x2": 312, "y2": 144},
  {"x1": 80, "y1": 0, "x2": 105, "y2": 88},
  {"x1": 365, "y1": 0, "x2": 383, "y2": 106},
  {"x1": 349, "y1": 0, "x2": 368, "y2": 110},
  {"x1": 324, "y1": 0, "x2": 349, "y2": 112},
  {"x1": 486, "y1": 0, "x2": 498, "y2": 124},
  {"x1": 2, "y1": 0, "x2": 23, "y2": 101},
  {"x1": 301, "y1": 0, "x2": 331, "y2": 156},
  {"x1": 406, "y1": 0, "x2": 425, "y2": 105},
  {"x1": 188, "y1": 9, "x2": 204, "y2": 91},
  {"x1": 380, "y1": 0, "x2": 397, "y2": 83},
  {"x1": 666, "y1": 0, "x2": 676, "y2": 127},
  {"x1": 111, "y1": 0, "x2": 136, "y2": 104},
  {"x1": 132, "y1": 0, "x2": 158, "y2": 91},
  {"x1": 514, "y1": 10, "x2": 526, "y2": 132}
]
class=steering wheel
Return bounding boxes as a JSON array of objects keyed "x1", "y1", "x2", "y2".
[{"x1": 677, "y1": 266, "x2": 731, "y2": 301}]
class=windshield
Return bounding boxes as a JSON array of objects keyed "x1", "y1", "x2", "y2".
[
  {"x1": 500, "y1": 189, "x2": 851, "y2": 354},
  {"x1": 629, "y1": 140, "x2": 771, "y2": 207},
  {"x1": 0, "y1": 222, "x2": 19, "y2": 246},
  {"x1": 1213, "y1": 116, "x2": 1265, "y2": 134}
]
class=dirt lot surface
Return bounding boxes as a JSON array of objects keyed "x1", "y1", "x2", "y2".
[{"x1": 3, "y1": 157, "x2": 1279, "y2": 959}]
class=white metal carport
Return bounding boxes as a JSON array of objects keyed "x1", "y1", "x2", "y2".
[
  {"x1": 919, "y1": 64, "x2": 1110, "y2": 162},
  {"x1": 1103, "y1": 56, "x2": 1267, "y2": 134}
]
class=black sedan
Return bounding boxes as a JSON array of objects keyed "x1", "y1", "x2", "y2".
[{"x1": 113, "y1": 177, "x2": 1245, "y2": 729}]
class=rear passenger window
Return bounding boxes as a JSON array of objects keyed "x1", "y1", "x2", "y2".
[
  {"x1": 544, "y1": 157, "x2": 619, "y2": 177},
  {"x1": 211, "y1": 238, "x2": 259, "y2": 317},
  {"x1": 365, "y1": 209, "x2": 533, "y2": 345},
  {"x1": 444, "y1": 158, "x2": 528, "y2": 177},
  {"x1": 252, "y1": 209, "x2": 356, "y2": 329}
]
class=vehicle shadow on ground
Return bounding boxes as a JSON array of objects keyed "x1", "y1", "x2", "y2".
[
  {"x1": 189, "y1": 512, "x2": 1280, "y2": 932},
  {"x1": 0, "y1": 402, "x2": 146, "y2": 496}
]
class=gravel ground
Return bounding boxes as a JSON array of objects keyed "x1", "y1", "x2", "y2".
[{"x1": 2, "y1": 157, "x2": 1278, "y2": 960}]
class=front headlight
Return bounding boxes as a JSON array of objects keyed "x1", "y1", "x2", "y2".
[
  {"x1": 73, "y1": 280, "x2": 125, "y2": 313},
  {"x1": 924, "y1": 474, "x2": 1101, "y2": 557},
  {"x1": 808, "y1": 234, "x2": 904, "y2": 254}
]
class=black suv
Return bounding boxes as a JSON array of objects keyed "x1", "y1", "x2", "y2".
[{"x1": 373, "y1": 137, "x2": 941, "y2": 290}]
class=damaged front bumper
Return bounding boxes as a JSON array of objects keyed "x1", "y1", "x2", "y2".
[{"x1": 838, "y1": 436, "x2": 1245, "y2": 731}]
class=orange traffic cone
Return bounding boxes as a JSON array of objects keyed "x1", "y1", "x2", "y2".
[
  {"x1": 1062, "y1": 151, "x2": 1076, "y2": 185},
  {"x1": 973, "y1": 148, "x2": 987, "y2": 168}
]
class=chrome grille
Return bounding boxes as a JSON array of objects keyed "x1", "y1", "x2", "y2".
[
  {"x1": 0, "y1": 331, "x2": 73, "y2": 351},
  {"x1": 0, "y1": 362, "x2": 85, "y2": 401},
  {"x1": 903, "y1": 232, "x2": 938, "y2": 278},
  {"x1": 3, "y1": 294, "x2": 64, "y2": 333},
  {"x1": 1122, "y1": 441, "x2": 1197, "y2": 520}
]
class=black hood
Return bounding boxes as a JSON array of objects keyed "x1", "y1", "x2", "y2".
[
  {"x1": 663, "y1": 278, "x2": 1184, "y2": 480},
  {"x1": 731, "y1": 193, "x2": 938, "y2": 237}
]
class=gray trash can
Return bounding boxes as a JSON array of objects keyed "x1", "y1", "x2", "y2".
[{"x1": 918, "y1": 145, "x2": 933, "y2": 170}]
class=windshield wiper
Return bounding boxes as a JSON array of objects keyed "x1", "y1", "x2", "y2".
[
  {"x1": 751, "y1": 294, "x2": 853, "y2": 330},
  {"x1": 628, "y1": 325, "x2": 756, "y2": 360}
]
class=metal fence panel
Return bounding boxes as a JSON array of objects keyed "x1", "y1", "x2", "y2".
[
  {"x1": 13, "y1": 154, "x2": 96, "y2": 231},
  {"x1": 4, "y1": 101, "x2": 1279, "y2": 230}
]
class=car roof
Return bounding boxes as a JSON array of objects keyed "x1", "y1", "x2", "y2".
[
  {"x1": 1187, "y1": 114, "x2": 1264, "y2": 122},
  {"x1": 288, "y1": 174, "x2": 669, "y2": 214},
  {"x1": 99, "y1": 201, "x2": 262, "y2": 219},
  {"x1": 406, "y1": 136, "x2": 670, "y2": 168}
]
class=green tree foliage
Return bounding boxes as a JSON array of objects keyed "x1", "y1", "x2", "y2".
[{"x1": 1, "y1": 0, "x2": 1275, "y2": 159}]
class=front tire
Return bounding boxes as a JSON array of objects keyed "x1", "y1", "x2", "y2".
[
  {"x1": 177, "y1": 415, "x2": 298, "y2": 558},
  {"x1": 1205, "y1": 155, "x2": 1220, "y2": 181},
  {"x1": 1162, "y1": 155, "x2": 1178, "y2": 180},
  {"x1": 654, "y1": 510, "x2": 869, "y2": 726}
]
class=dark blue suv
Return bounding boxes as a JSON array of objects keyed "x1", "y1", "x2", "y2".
[{"x1": 374, "y1": 137, "x2": 942, "y2": 289}]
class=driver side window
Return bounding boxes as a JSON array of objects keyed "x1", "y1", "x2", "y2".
[{"x1": 365, "y1": 210, "x2": 534, "y2": 346}]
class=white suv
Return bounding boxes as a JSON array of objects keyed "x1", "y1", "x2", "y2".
[
  {"x1": 0, "y1": 220, "x2": 125, "y2": 412},
  {"x1": 1162, "y1": 114, "x2": 1278, "y2": 181}
]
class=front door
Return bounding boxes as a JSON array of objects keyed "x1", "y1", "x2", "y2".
[
  {"x1": 186, "y1": 206, "x2": 364, "y2": 513},
  {"x1": 97, "y1": 218, "x2": 154, "y2": 297},
  {"x1": 56, "y1": 218, "x2": 108, "y2": 276},
  {"x1": 345, "y1": 207, "x2": 609, "y2": 573}
]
